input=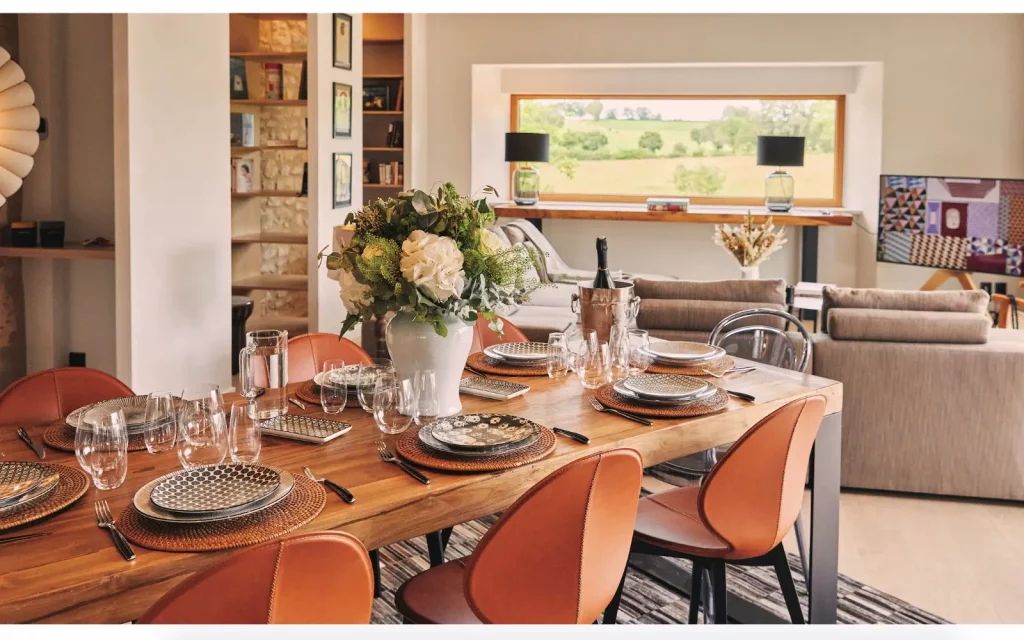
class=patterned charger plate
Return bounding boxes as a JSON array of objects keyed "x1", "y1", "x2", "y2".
[
  {"x1": 312, "y1": 368, "x2": 378, "y2": 389},
  {"x1": 613, "y1": 379, "x2": 718, "y2": 406},
  {"x1": 418, "y1": 423, "x2": 540, "y2": 458},
  {"x1": 67, "y1": 396, "x2": 152, "y2": 434},
  {"x1": 150, "y1": 464, "x2": 281, "y2": 514},
  {"x1": 644, "y1": 342, "x2": 726, "y2": 364},
  {"x1": 134, "y1": 467, "x2": 295, "y2": 524},
  {"x1": 622, "y1": 373, "x2": 715, "y2": 401},
  {"x1": 430, "y1": 413, "x2": 539, "y2": 450},
  {"x1": 0, "y1": 461, "x2": 48, "y2": 505},
  {"x1": 486, "y1": 342, "x2": 554, "y2": 362},
  {"x1": 0, "y1": 467, "x2": 59, "y2": 514}
]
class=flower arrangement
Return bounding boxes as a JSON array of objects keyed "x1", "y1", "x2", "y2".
[
  {"x1": 712, "y1": 210, "x2": 787, "y2": 268},
  {"x1": 320, "y1": 183, "x2": 540, "y2": 337}
]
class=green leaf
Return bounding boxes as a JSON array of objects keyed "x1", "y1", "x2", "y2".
[
  {"x1": 340, "y1": 315, "x2": 360, "y2": 337},
  {"x1": 411, "y1": 190, "x2": 432, "y2": 214},
  {"x1": 324, "y1": 253, "x2": 345, "y2": 270},
  {"x1": 432, "y1": 318, "x2": 448, "y2": 338}
]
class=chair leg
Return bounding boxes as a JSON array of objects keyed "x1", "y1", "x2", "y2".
[
  {"x1": 701, "y1": 567, "x2": 714, "y2": 624},
  {"x1": 687, "y1": 558, "x2": 703, "y2": 624},
  {"x1": 440, "y1": 526, "x2": 453, "y2": 551},
  {"x1": 426, "y1": 530, "x2": 446, "y2": 567},
  {"x1": 602, "y1": 565, "x2": 628, "y2": 624},
  {"x1": 793, "y1": 512, "x2": 810, "y2": 586},
  {"x1": 710, "y1": 560, "x2": 728, "y2": 624},
  {"x1": 770, "y1": 545, "x2": 805, "y2": 624},
  {"x1": 369, "y1": 549, "x2": 382, "y2": 598}
]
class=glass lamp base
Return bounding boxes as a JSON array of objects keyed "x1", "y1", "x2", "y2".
[
  {"x1": 765, "y1": 170, "x2": 795, "y2": 212},
  {"x1": 512, "y1": 166, "x2": 540, "y2": 206}
]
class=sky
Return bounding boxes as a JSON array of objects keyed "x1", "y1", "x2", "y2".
[{"x1": 536, "y1": 98, "x2": 765, "y2": 122}]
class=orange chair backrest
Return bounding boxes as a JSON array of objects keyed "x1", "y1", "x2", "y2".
[
  {"x1": 138, "y1": 532, "x2": 374, "y2": 624},
  {"x1": 470, "y1": 316, "x2": 529, "y2": 354},
  {"x1": 0, "y1": 367, "x2": 133, "y2": 424},
  {"x1": 464, "y1": 448, "x2": 643, "y2": 624},
  {"x1": 699, "y1": 395, "x2": 827, "y2": 560},
  {"x1": 287, "y1": 333, "x2": 373, "y2": 383}
]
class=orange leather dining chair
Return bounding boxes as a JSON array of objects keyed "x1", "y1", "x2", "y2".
[
  {"x1": 138, "y1": 532, "x2": 374, "y2": 624},
  {"x1": 287, "y1": 332, "x2": 373, "y2": 383},
  {"x1": 603, "y1": 395, "x2": 827, "y2": 625},
  {"x1": 0, "y1": 367, "x2": 133, "y2": 425},
  {"x1": 470, "y1": 315, "x2": 529, "y2": 354},
  {"x1": 394, "y1": 448, "x2": 643, "y2": 624}
]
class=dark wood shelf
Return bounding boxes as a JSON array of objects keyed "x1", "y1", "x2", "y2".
[
  {"x1": 231, "y1": 145, "x2": 305, "y2": 153},
  {"x1": 365, "y1": 184, "x2": 403, "y2": 189},
  {"x1": 364, "y1": 74, "x2": 403, "y2": 79},
  {"x1": 231, "y1": 232, "x2": 307, "y2": 245},
  {"x1": 364, "y1": 110, "x2": 402, "y2": 115},
  {"x1": 231, "y1": 99, "x2": 307, "y2": 107},
  {"x1": 0, "y1": 244, "x2": 114, "y2": 260},
  {"x1": 230, "y1": 51, "x2": 306, "y2": 63},
  {"x1": 364, "y1": 147, "x2": 403, "y2": 151},
  {"x1": 232, "y1": 274, "x2": 308, "y2": 292}
]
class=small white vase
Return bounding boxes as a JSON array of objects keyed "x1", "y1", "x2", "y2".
[
  {"x1": 739, "y1": 265, "x2": 760, "y2": 280},
  {"x1": 385, "y1": 311, "x2": 474, "y2": 418}
]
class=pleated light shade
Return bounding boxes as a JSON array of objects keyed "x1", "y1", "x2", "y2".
[{"x1": 0, "y1": 46, "x2": 40, "y2": 209}]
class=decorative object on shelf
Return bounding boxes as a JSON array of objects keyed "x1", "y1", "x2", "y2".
[
  {"x1": 332, "y1": 82, "x2": 352, "y2": 138},
  {"x1": 712, "y1": 210, "x2": 787, "y2": 280},
  {"x1": 10, "y1": 221, "x2": 36, "y2": 247},
  {"x1": 230, "y1": 113, "x2": 255, "y2": 147},
  {"x1": 757, "y1": 135, "x2": 805, "y2": 212},
  {"x1": 231, "y1": 157, "x2": 255, "y2": 193},
  {"x1": 333, "y1": 14, "x2": 352, "y2": 70},
  {"x1": 505, "y1": 132, "x2": 549, "y2": 206},
  {"x1": 0, "y1": 46, "x2": 41, "y2": 209},
  {"x1": 363, "y1": 85, "x2": 390, "y2": 111},
  {"x1": 38, "y1": 221, "x2": 65, "y2": 248},
  {"x1": 647, "y1": 197, "x2": 689, "y2": 212},
  {"x1": 229, "y1": 56, "x2": 248, "y2": 100},
  {"x1": 318, "y1": 184, "x2": 540, "y2": 416},
  {"x1": 386, "y1": 120, "x2": 403, "y2": 147},
  {"x1": 264, "y1": 63, "x2": 283, "y2": 100},
  {"x1": 298, "y1": 61, "x2": 308, "y2": 101},
  {"x1": 300, "y1": 162, "x2": 308, "y2": 197},
  {"x1": 333, "y1": 152, "x2": 352, "y2": 208}
]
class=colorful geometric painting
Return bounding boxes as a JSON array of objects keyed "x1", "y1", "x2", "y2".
[{"x1": 878, "y1": 175, "x2": 1024, "y2": 275}]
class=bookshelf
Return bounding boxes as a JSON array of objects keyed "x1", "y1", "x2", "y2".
[
  {"x1": 229, "y1": 13, "x2": 310, "y2": 335},
  {"x1": 362, "y1": 14, "x2": 409, "y2": 206}
]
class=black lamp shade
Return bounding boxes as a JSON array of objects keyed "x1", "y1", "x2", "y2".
[
  {"x1": 757, "y1": 136, "x2": 805, "y2": 167},
  {"x1": 505, "y1": 132, "x2": 550, "y2": 163}
]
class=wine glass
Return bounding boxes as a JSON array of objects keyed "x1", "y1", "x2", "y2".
[
  {"x1": 320, "y1": 359, "x2": 349, "y2": 415},
  {"x1": 628, "y1": 329, "x2": 654, "y2": 375},
  {"x1": 578, "y1": 341, "x2": 612, "y2": 390},
  {"x1": 413, "y1": 370, "x2": 439, "y2": 427},
  {"x1": 372, "y1": 373, "x2": 416, "y2": 435},
  {"x1": 177, "y1": 390, "x2": 228, "y2": 470},
  {"x1": 357, "y1": 363, "x2": 392, "y2": 413},
  {"x1": 547, "y1": 332, "x2": 570, "y2": 380},
  {"x1": 83, "y1": 410, "x2": 129, "y2": 490},
  {"x1": 228, "y1": 401, "x2": 262, "y2": 464},
  {"x1": 143, "y1": 391, "x2": 178, "y2": 454}
]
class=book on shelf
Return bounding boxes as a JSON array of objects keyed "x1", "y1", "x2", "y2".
[
  {"x1": 646, "y1": 197, "x2": 689, "y2": 212},
  {"x1": 385, "y1": 120, "x2": 404, "y2": 147},
  {"x1": 230, "y1": 113, "x2": 256, "y2": 147},
  {"x1": 395, "y1": 80, "x2": 404, "y2": 112}
]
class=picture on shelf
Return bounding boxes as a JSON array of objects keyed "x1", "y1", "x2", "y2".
[
  {"x1": 229, "y1": 56, "x2": 248, "y2": 99},
  {"x1": 334, "y1": 152, "x2": 352, "y2": 208},
  {"x1": 232, "y1": 157, "x2": 255, "y2": 193},
  {"x1": 333, "y1": 14, "x2": 352, "y2": 70},
  {"x1": 363, "y1": 85, "x2": 390, "y2": 111},
  {"x1": 333, "y1": 82, "x2": 352, "y2": 138},
  {"x1": 230, "y1": 113, "x2": 255, "y2": 147}
]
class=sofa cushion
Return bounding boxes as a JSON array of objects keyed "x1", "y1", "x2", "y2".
[
  {"x1": 634, "y1": 278, "x2": 787, "y2": 305},
  {"x1": 828, "y1": 308, "x2": 990, "y2": 344},
  {"x1": 822, "y1": 286, "x2": 990, "y2": 321},
  {"x1": 637, "y1": 299, "x2": 787, "y2": 332}
]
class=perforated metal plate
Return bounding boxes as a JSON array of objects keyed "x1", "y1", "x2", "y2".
[
  {"x1": 487, "y1": 342, "x2": 555, "y2": 362},
  {"x1": 150, "y1": 464, "x2": 280, "y2": 514},
  {"x1": 622, "y1": 374, "x2": 715, "y2": 401},
  {"x1": 430, "y1": 414, "x2": 540, "y2": 450}
]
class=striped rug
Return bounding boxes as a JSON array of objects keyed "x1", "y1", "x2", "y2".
[{"x1": 369, "y1": 514, "x2": 947, "y2": 624}]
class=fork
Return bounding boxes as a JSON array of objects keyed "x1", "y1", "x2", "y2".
[
  {"x1": 589, "y1": 396, "x2": 654, "y2": 426},
  {"x1": 94, "y1": 500, "x2": 135, "y2": 561},
  {"x1": 701, "y1": 366, "x2": 757, "y2": 379},
  {"x1": 376, "y1": 441, "x2": 430, "y2": 485},
  {"x1": 303, "y1": 466, "x2": 356, "y2": 504}
]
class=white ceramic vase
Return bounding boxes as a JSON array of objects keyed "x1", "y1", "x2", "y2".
[
  {"x1": 739, "y1": 265, "x2": 760, "y2": 280},
  {"x1": 385, "y1": 311, "x2": 474, "y2": 418}
]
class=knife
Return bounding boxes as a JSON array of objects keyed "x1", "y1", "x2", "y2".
[
  {"x1": 396, "y1": 459, "x2": 431, "y2": 485},
  {"x1": 17, "y1": 428, "x2": 45, "y2": 459},
  {"x1": 322, "y1": 478, "x2": 356, "y2": 504},
  {"x1": 725, "y1": 390, "x2": 756, "y2": 402},
  {"x1": 0, "y1": 532, "x2": 50, "y2": 545},
  {"x1": 553, "y1": 427, "x2": 590, "y2": 445},
  {"x1": 288, "y1": 396, "x2": 307, "y2": 411}
]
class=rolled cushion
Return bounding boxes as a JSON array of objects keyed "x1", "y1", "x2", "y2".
[
  {"x1": 822, "y1": 286, "x2": 989, "y2": 320},
  {"x1": 634, "y1": 278, "x2": 786, "y2": 305},
  {"x1": 827, "y1": 308, "x2": 990, "y2": 344},
  {"x1": 637, "y1": 299, "x2": 786, "y2": 332}
]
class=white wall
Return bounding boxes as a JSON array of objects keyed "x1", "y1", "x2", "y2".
[
  {"x1": 424, "y1": 13, "x2": 1024, "y2": 291},
  {"x1": 113, "y1": 14, "x2": 231, "y2": 392}
]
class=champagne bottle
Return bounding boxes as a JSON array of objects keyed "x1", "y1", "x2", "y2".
[{"x1": 593, "y1": 236, "x2": 613, "y2": 289}]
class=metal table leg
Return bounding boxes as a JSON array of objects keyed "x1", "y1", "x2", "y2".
[{"x1": 807, "y1": 411, "x2": 842, "y2": 624}]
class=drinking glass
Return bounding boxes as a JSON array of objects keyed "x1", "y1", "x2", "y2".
[
  {"x1": 373, "y1": 373, "x2": 417, "y2": 435},
  {"x1": 357, "y1": 363, "x2": 393, "y2": 413},
  {"x1": 228, "y1": 401, "x2": 262, "y2": 464},
  {"x1": 74, "y1": 413, "x2": 95, "y2": 478},
  {"x1": 413, "y1": 370, "x2": 439, "y2": 427},
  {"x1": 320, "y1": 359, "x2": 349, "y2": 415},
  {"x1": 628, "y1": 329, "x2": 654, "y2": 375},
  {"x1": 547, "y1": 332, "x2": 570, "y2": 380},
  {"x1": 609, "y1": 324, "x2": 631, "y2": 382},
  {"x1": 177, "y1": 388, "x2": 228, "y2": 470},
  {"x1": 83, "y1": 410, "x2": 129, "y2": 490},
  {"x1": 143, "y1": 391, "x2": 178, "y2": 454},
  {"x1": 239, "y1": 329, "x2": 289, "y2": 419},
  {"x1": 578, "y1": 341, "x2": 612, "y2": 390}
]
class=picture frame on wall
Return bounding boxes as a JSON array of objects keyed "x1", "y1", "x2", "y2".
[
  {"x1": 334, "y1": 152, "x2": 353, "y2": 208},
  {"x1": 333, "y1": 82, "x2": 352, "y2": 138},
  {"x1": 363, "y1": 85, "x2": 390, "y2": 111},
  {"x1": 333, "y1": 14, "x2": 353, "y2": 70}
]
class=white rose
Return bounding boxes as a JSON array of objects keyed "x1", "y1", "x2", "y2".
[
  {"x1": 400, "y1": 230, "x2": 466, "y2": 302},
  {"x1": 338, "y1": 268, "x2": 372, "y2": 315},
  {"x1": 479, "y1": 228, "x2": 509, "y2": 256}
]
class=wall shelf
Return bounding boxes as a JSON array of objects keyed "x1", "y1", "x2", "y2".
[
  {"x1": 231, "y1": 145, "x2": 304, "y2": 152},
  {"x1": 364, "y1": 147, "x2": 403, "y2": 151},
  {"x1": 232, "y1": 274, "x2": 308, "y2": 292},
  {"x1": 231, "y1": 99, "x2": 307, "y2": 107},
  {"x1": 231, "y1": 233, "x2": 307, "y2": 245},
  {"x1": 365, "y1": 184, "x2": 403, "y2": 189},
  {"x1": 0, "y1": 244, "x2": 115, "y2": 260},
  {"x1": 364, "y1": 73, "x2": 403, "y2": 79},
  {"x1": 364, "y1": 110, "x2": 402, "y2": 115},
  {"x1": 230, "y1": 51, "x2": 307, "y2": 62},
  {"x1": 231, "y1": 191, "x2": 305, "y2": 198}
]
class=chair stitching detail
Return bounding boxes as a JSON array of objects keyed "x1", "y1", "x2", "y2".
[
  {"x1": 267, "y1": 542, "x2": 286, "y2": 623},
  {"x1": 575, "y1": 455, "x2": 602, "y2": 624}
]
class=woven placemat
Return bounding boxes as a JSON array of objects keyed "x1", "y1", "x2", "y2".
[
  {"x1": 594, "y1": 383, "x2": 729, "y2": 419},
  {"x1": 43, "y1": 420, "x2": 148, "y2": 453},
  {"x1": 0, "y1": 464, "x2": 89, "y2": 532},
  {"x1": 647, "y1": 355, "x2": 735, "y2": 376},
  {"x1": 115, "y1": 474, "x2": 326, "y2": 553},
  {"x1": 295, "y1": 380, "x2": 323, "y2": 406},
  {"x1": 466, "y1": 352, "x2": 547, "y2": 377},
  {"x1": 396, "y1": 424, "x2": 556, "y2": 473}
]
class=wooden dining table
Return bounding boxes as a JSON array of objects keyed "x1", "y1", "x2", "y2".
[{"x1": 0, "y1": 361, "x2": 842, "y2": 624}]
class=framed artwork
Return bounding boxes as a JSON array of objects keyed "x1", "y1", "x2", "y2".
[
  {"x1": 229, "y1": 56, "x2": 248, "y2": 99},
  {"x1": 363, "y1": 85, "x2": 390, "y2": 111},
  {"x1": 333, "y1": 82, "x2": 352, "y2": 138},
  {"x1": 333, "y1": 14, "x2": 352, "y2": 70},
  {"x1": 333, "y1": 152, "x2": 352, "y2": 208}
]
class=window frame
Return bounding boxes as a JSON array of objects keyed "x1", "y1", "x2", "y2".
[{"x1": 509, "y1": 93, "x2": 845, "y2": 207}]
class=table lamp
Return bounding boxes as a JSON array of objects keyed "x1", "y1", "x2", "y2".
[
  {"x1": 505, "y1": 132, "x2": 549, "y2": 206},
  {"x1": 757, "y1": 135, "x2": 805, "y2": 212}
]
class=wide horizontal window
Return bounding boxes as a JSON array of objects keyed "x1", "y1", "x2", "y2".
[{"x1": 510, "y1": 95, "x2": 844, "y2": 206}]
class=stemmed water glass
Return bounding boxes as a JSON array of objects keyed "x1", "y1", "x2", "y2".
[
  {"x1": 228, "y1": 400, "x2": 262, "y2": 464},
  {"x1": 413, "y1": 370, "x2": 439, "y2": 427},
  {"x1": 79, "y1": 410, "x2": 129, "y2": 490},
  {"x1": 177, "y1": 385, "x2": 228, "y2": 470},
  {"x1": 547, "y1": 332, "x2": 570, "y2": 380},
  {"x1": 372, "y1": 372, "x2": 417, "y2": 435},
  {"x1": 320, "y1": 359, "x2": 349, "y2": 415},
  {"x1": 143, "y1": 391, "x2": 178, "y2": 454}
]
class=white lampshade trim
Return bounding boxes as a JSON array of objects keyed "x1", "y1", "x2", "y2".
[{"x1": 0, "y1": 46, "x2": 39, "y2": 206}]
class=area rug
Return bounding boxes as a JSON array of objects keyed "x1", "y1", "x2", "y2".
[{"x1": 368, "y1": 515, "x2": 947, "y2": 624}]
